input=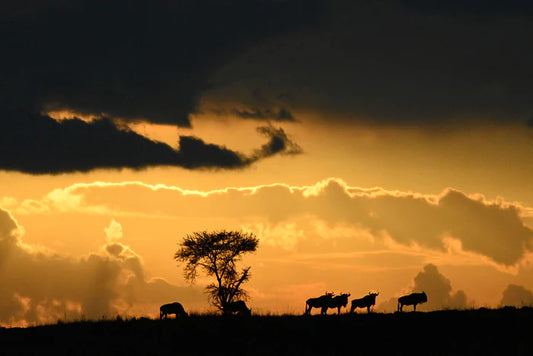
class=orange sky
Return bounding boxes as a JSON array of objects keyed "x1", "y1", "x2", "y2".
[
  {"x1": 1, "y1": 115, "x2": 533, "y2": 326},
  {"x1": 2, "y1": 0, "x2": 533, "y2": 327}
]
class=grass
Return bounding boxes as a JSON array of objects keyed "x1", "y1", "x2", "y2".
[{"x1": 1, "y1": 307, "x2": 532, "y2": 355}]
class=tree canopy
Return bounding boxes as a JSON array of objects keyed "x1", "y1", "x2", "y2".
[{"x1": 174, "y1": 230, "x2": 259, "y2": 312}]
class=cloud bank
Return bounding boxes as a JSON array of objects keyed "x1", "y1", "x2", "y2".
[
  {"x1": 3, "y1": 1, "x2": 532, "y2": 174},
  {"x1": 8, "y1": 178, "x2": 533, "y2": 266},
  {"x1": 0, "y1": 0, "x2": 320, "y2": 173},
  {"x1": 206, "y1": 1, "x2": 533, "y2": 127},
  {"x1": 0, "y1": 209, "x2": 202, "y2": 326},
  {"x1": 1, "y1": 0, "x2": 322, "y2": 125}
]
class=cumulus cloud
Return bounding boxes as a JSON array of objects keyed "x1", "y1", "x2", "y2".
[
  {"x1": 412, "y1": 264, "x2": 467, "y2": 310},
  {"x1": 0, "y1": 209, "x2": 203, "y2": 327},
  {"x1": 376, "y1": 264, "x2": 467, "y2": 312},
  {"x1": 501, "y1": 284, "x2": 533, "y2": 307},
  {"x1": 11, "y1": 178, "x2": 533, "y2": 266}
]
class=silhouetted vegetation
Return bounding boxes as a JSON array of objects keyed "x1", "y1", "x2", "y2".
[
  {"x1": 1, "y1": 308, "x2": 533, "y2": 355},
  {"x1": 174, "y1": 230, "x2": 259, "y2": 314}
]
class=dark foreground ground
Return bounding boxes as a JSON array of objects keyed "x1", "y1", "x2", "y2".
[{"x1": 1, "y1": 307, "x2": 532, "y2": 355}]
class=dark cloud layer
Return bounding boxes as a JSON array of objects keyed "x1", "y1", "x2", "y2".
[
  {"x1": 3, "y1": 0, "x2": 532, "y2": 173},
  {"x1": 208, "y1": 0, "x2": 533, "y2": 127},
  {"x1": 1, "y1": 0, "x2": 322, "y2": 125},
  {"x1": 0, "y1": 111, "x2": 300, "y2": 174},
  {"x1": 404, "y1": 0, "x2": 533, "y2": 16},
  {"x1": 0, "y1": 0, "x2": 320, "y2": 173},
  {"x1": 233, "y1": 107, "x2": 295, "y2": 122}
]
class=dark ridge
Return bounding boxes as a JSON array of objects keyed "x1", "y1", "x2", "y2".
[{"x1": 1, "y1": 308, "x2": 532, "y2": 355}]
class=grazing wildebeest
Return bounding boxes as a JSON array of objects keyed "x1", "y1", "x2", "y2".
[
  {"x1": 323, "y1": 293, "x2": 351, "y2": 315},
  {"x1": 160, "y1": 302, "x2": 188, "y2": 319},
  {"x1": 397, "y1": 292, "x2": 427, "y2": 312},
  {"x1": 224, "y1": 300, "x2": 251, "y2": 316},
  {"x1": 305, "y1": 292, "x2": 334, "y2": 315},
  {"x1": 350, "y1": 292, "x2": 379, "y2": 313}
]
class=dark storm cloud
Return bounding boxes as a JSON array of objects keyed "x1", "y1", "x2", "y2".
[
  {"x1": 403, "y1": 0, "x2": 533, "y2": 17},
  {"x1": 207, "y1": 0, "x2": 533, "y2": 127},
  {"x1": 233, "y1": 107, "x2": 295, "y2": 122},
  {"x1": 0, "y1": 0, "x2": 321, "y2": 173},
  {"x1": 1, "y1": 0, "x2": 322, "y2": 125},
  {"x1": 0, "y1": 111, "x2": 300, "y2": 174},
  {"x1": 252, "y1": 124, "x2": 303, "y2": 158}
]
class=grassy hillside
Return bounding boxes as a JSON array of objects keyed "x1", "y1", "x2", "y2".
[{"x1": 1, "y1": 307, "x2": 532, "y2": 355}]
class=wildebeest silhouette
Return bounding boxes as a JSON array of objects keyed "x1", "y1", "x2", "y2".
[
  {"x1": 305, "y1": 292, "x2": 334, "y2": 315},
  {"x1": 322, "y1": 293, "x2": 350, "y2": 314},
  {"x1": 323, "y1": 293, "x2": 351, "y2": 315},
  {"x1": 224, "y1": 300, "x2": 251, "y2": 315},
  {"x1": 397, "y1": 292, "x2": 427, "y2": 312},
  {"x1": 160, "y1": 302, "x2": 188, "y2": 319},
  {"x1": 350, "y1": 292, "x2": 379, "y2": 313}
]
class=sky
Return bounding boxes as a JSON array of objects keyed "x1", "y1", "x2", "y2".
[{"x1": 1, "y1": 0, "x2": 533, "y2": 326}]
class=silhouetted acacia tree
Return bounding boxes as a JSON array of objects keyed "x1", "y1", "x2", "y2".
[{"x1": 174, "y1": 230, "x2": 259, "y2": 313}]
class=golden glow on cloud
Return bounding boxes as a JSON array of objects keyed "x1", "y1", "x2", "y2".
[
  {"x1": 1, "y1": 176, "x2": 533, "y2": 325},
  {"x1": 45, "y1": 109, "x2": 101, "y2": 123}
]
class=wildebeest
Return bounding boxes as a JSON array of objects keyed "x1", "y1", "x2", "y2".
[
  {"x1": 224, "y1": 300, "x2": 251, "y2": 316},
  {"x1": 160, "y1": 302, "x2": 188, "y2": 319},
  {"x1": 350, "y1": 292, "x2": 379, "y2": 313},
  {"x1": 397, "y1": 292, "x2": 427, "y2": 312},
  {"x1": 323, "y1": 293, "x2": 351, "y2": 315},
  {"x1": 305, "y1": 292, "x2": 334, "y2": 315}
]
